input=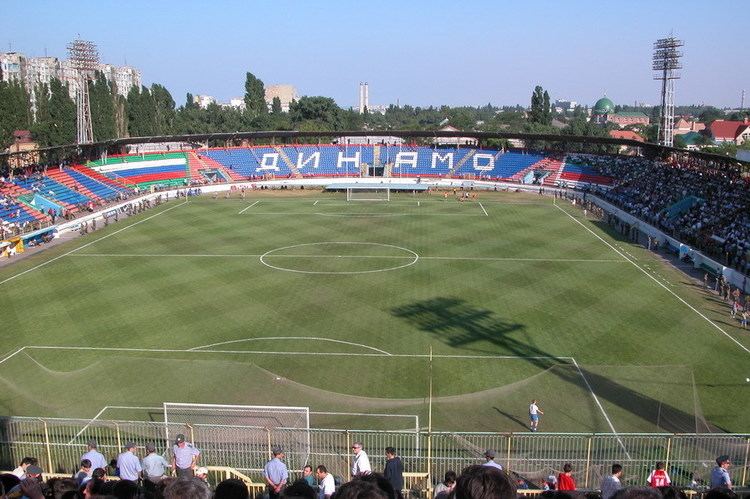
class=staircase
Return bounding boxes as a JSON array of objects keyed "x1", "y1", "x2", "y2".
[
  {"x1": 191, "y1": 152, "x2": 245, "y2": 182},
  {"x1": 274, "y1": 146, "x2": 301, "y2": 178},
  {"x1": 510, "y1": 156, "x2": 553, "y2": 184},
  {"x1": 448, "y1": 150, "x2": 476, "y2": 178},
  {"x1": 542, "y1": 157, "x2": 567, "y2": 187}
]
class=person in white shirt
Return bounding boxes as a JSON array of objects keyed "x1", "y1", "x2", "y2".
[
  {"x1": 529, "y1": 399, "x2": 544, "y2": 432},
  {"x1": 11, "y1": 457, "x2": 38, "y2": 479},
  {"x1": 316, "y1": 465, "x2": 336, "y2": 499},
  {"x1": 351, "y1": 442, "x2": 372, "y2": 477}
]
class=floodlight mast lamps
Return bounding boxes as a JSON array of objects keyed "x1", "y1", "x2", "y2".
[
  {"x1": 652, "y1": 37, "x2": 683, "y2": 148},
  {"x1": 67, "y1": 38, "x2": 99, "y2": 145}
]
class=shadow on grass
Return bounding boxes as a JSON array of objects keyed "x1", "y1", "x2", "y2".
[
  {"x1": 492, "y1": 407, "x2": 528, "y2": 431},
  {"x1": 392, "y1": 296, "x2": 719, "y2": 433}
]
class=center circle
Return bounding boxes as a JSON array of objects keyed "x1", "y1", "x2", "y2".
[{"x1": 259, "y1": 242, "x2": 419, "y2": 275}]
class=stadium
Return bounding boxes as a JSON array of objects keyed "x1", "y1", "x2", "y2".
[{"x1": 1, "y1": 127, "x2": 749, "y2": 495}]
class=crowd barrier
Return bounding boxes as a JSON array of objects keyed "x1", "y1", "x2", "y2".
[{"x1": 0, "y1": 417, "x2": 747, "y2": 490}]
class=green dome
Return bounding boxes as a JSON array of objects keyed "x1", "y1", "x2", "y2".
[{"x1": 593, "y1": 97, "x2": 615, "y2": 114}]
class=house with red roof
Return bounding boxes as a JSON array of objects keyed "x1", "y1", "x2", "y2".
[
  {"x1": 608, "y1": 130, "x2": 644, "y2": 155},
  {"x1": 708, "y1": 119, "x2": 750, "y2": 145},
  {"x1": 673, "y1": 118, "x2": 705, "y2": 135}
]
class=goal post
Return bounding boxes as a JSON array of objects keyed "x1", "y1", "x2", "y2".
[
  {"x1": 163, "y1": 403, "x2": 310, "y2": 468},
  {"x1": 346, "y1": 187, "x2": 391, "y2": 201}
]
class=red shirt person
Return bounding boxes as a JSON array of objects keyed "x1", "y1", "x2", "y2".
[
  {"x1": 646, "y1": 462, "x2": 671, "y2": 488},
  {"x1": 557, "y1": 463, "x2": 576, "y2": 491}
]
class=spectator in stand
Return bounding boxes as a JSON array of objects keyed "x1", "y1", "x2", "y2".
[
  {"x1": 81, "y1": 440, "x2": 108, "y2": 473},
  {"x1": 281, "y1": 480, "x2": 316, "y2": 499},
  {"x1": 454, "y1": 464, "x2": 515, "y2": 499},
  {"x1": 74, "y1": 459, "x2": 92, "y2": 487},
  {"x1": 383, "y1": 447, "x2": 404, "y2": 499},
  {"x1": 601, "y1": 464, "x2": 623, "y2": 499},
  {"x1": 710, "y1": 455, "x2": 732, "y2": 490},
  {"x1": 301, "y1": 464, "x2": 316, "y2": 489},
  {"x1": 214, "y1": 478, "x2": 250, "y2": 499},
  {"x1": 164, "y1": 476, "x2": 211, "y2": 499},
  {"x1": 557, "y1": 463, "x2": 576, "y2": 491},
  {"x1": 646, "y1": 462, "x2": 671, "y2": 488},
  {"x1": 263, "y1": 446, "x2": 289, "y2": 499},
  {"x1": 333, "y1": 479, "x2": 388, "y2": 499},
  {"x1": 481, "y1": 449, "x2": 503, "y2": 470},
  {"x1": 351, "y1": 442, "x2": 372, "y2": 477},
  {"x1": 10, "y1": 456, "x2": 38, "y2": 479},
  {"x1": 433, "y1": 471, "x2": 457, "y2": 498},
  {"x1": 316, "y1": 465, "x2": 335, "y2": 499},
  {"x1": 8, "y1": 464, "x2": 45, "y2": 499},
  {"x1": 172, "y1": 433, "x2": 200, "y2": 478}
]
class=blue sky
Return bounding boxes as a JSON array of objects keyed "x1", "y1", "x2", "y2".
[{"x1": 2, "y1": 0, "x2": 747, "y2": 109}]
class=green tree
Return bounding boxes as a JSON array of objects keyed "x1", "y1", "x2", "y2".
[
  {"x1": 243, "y1": 72, "x2": 267, "y2": 117},
  {"x1": 31, "y1": 78, "x2": 76, "y2": 147},
  {"x1": 127, "y1": 85, "x2": 157, "y2": 137},
  {"x1": 151, "y1": 84, "x2": 176, "y2": 135},
  {"x1": 271, "y1": 96, "x2": 282, "y2": 114},
  {"x1": 529, "y1": 85, "x2": 551, "y2": 125},
  {"x1": 289, "y1": 96, "x2": 342, "y2": 129},
  {"x1": 88, "y1": 72, "x2": 117, "y2": 141},
  {"x1": 0, "y1": 80, "x2": 31, "y2": 148},
  {"x1": 698, "y1": 107, "x2": 724, "y2": 123}
]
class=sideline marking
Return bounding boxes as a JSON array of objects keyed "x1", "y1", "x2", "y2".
[
  {"x1": 68, "y1": 406, "x2": 109, "y2": 444},
  {"x1": 0, "y1": 201, "x2": 188, "y2": 287},
  {"x1": 238, "y1": 200, "x2": 260, "y2": 214},
  {"x1": 189, "y1": 337, "x2": 393, "y2": 355},
  {"x1": 554, "y1": 203, "x2": 750, "y2": 355},
  {"x1": 479, "y1": 202, "x2": 489, "y2": 217}
]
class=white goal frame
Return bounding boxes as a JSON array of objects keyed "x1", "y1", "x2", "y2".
[
  {"x1": 346, "y1": 187, "x2": 391, "y2": 201},
  {"x1": 163, "y1": 402, "x2": 311, "y2": 459}
]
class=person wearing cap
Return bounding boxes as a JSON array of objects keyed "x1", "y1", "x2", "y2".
[
  {"x1": 142, "y1": 442, "x2": 170, "y2": 484},
  {"x1": 351, "y1": 442, "x2": 372, "y2": 477},
  {"x1": 195, "y1": 466, "x2": 212, "y2": 491},
  {"x1": 710, "y1": 455, "x2": 732, "y2": 490},
  {"x1": 116, "y1": 442, "x2": 142, "y2": 482},
  {"x1": 263, "y1": 447, "x2": 289, "y2": 499},
  {"x1": 11, "y1": 456, "x2": 38, "y2": 479},
  {"x1": 9, "y1": 464, "x2": 46, "y2": 499},
  {"x1": 81, "y1": 440, "x2": 108, "y2": 472},
  {"x1": 482, "y1": 449, "x2": 503, "y2": 470},
  {"x1": 172, "y1": 433, "x2": 201, "y2": 478}
]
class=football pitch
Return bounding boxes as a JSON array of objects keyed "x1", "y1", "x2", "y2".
[{"x1": 0, "y1": 190, "x2": 748, "y2": 434}]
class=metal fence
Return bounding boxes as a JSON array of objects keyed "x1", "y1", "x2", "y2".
[{"x1": 0, "y1": 417, "x2": 747, "y2": 489}]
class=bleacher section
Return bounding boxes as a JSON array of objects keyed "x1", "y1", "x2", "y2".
[
  {"x1": 559, "y1": 158, "x2": 614, "y2": 185},
  {"x1": 13, "y1": 176, "x2": 90, "y2": 210},
  {"x1": 88, "y1": 153, "x2": 189, "y2": 188},
  {"x1": 65, "y1": 168, "x2": 127, "y2": 201},
  {"x1": 452, "y1": 150, "x2": 547, "y2": 180}
]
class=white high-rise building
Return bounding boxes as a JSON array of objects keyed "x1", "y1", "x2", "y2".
[
  {"x1": 99, "y1": 64, "x2": 141, "y2": 96},
  {"x1": 358, "y1": 82, "x2": 369, "y2": 114}
]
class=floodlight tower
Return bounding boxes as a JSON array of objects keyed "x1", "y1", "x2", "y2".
[
  {"x1": 652, "y1": 36, "x2": 683, "y2": 147},
  {"x1": 67, "y1": 38, "x2": 99, "y2": 144}
]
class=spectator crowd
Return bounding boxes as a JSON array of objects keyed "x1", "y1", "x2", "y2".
[{"x1": 1, "y1": 437, "x2": 739, "y2": 499}]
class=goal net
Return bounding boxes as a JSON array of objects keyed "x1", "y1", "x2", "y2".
[
  {"x1": 163, "y1": 403, "x2": 310, "y2": 470},
  {"x1": 346, "y1": 187, "x2": 391, "y2": 201}
]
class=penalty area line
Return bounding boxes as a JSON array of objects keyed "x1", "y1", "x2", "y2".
[
  {"x1": 479, "y1": 202, "x2": 489, "y2": 217},
  {"x1": 554, "y1": 203, "x2": 750, "y2": 356},
  {"x1": 238, "y1": 200, "x2": 260, "y2": 214}
]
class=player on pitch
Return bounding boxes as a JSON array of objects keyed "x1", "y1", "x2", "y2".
[{"x1": 529, "y1": 399, "x2": 544, "y2": 432}]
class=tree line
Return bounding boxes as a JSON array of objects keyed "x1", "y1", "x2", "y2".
[{"x1": 1, "y1": 73, "x2": 746, "y2": 155}]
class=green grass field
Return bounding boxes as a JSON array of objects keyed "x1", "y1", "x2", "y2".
[{"x1": 0, "y1": 190, "x2": 748, "y2": 433}]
